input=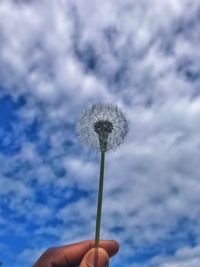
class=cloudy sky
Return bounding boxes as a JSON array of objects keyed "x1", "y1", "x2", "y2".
[{"x1": 1, "y1": 0, "x2": 200, "y2": 266}]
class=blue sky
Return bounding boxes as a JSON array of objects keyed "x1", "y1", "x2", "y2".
[{"x1": 1, "y1": 0, "x2": 200, "y2": 266}]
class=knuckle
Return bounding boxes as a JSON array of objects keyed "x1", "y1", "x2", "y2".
[
  {"x1": 32, "y1": 247, "x2": 57, "y2": 267},
  {"x1": 42, "y1": 247, "x2": 57, "y2": 261},
  {"x1": 44, "y1": 247, "x2": 56, "y2": 257}
]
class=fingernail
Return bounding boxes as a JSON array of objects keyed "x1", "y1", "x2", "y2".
[{"x1": 85, "y1": 248, "x2": 109, "y2": 267}]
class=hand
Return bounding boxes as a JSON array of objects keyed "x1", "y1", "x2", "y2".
[{"x1": 33, "y1": 239, "x2": 119, "y2": 267}]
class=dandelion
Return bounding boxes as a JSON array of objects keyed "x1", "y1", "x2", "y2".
[{"x1": 77, "y1": 103, "x2": 129, "y2": 247}]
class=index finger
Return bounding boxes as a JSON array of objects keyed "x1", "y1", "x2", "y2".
[{"x1": 33, "y1": 239, "x2": 119, "y2": 267}]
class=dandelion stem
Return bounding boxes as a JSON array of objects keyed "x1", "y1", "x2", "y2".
[{"x1": 95, "y1": 150, "x2": 105, "y2": 247}]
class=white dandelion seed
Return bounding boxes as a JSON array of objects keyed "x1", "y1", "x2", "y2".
[{"x1": 76, "y1": 103, "x2": 129, "y2": 152}]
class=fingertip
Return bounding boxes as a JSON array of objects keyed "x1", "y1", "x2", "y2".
[
  {"x1": 80, "y1": 247, "x2": 109, "y2": 267},
  {"x1": 109, "y1": 240, "x2": 120, "y2": 253},
  {"x1": 94, "y1": 240, "x2": 120, "y2": 257}
]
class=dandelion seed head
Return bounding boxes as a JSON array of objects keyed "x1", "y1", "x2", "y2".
[{"x1": 77, "y1": 103, "x2": 129, "y2": 152}]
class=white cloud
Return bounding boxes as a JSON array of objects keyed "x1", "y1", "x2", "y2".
[{"x1": 144, "y1": 244, "x2": 200, "y2": 267}]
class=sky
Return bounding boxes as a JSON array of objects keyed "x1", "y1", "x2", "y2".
[{"x1": 0, "y1": 0, "x2": 200, "y2": 266}]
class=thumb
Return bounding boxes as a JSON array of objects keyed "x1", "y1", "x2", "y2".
[{"x1": 80, "y1": 247, "x2": 109, "y2": 267}]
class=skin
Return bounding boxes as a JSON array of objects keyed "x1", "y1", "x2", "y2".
[{"x1": 33, "y1": 239, "x2": 119, "y2": 267}]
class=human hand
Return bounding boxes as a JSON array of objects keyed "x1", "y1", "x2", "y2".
[{"x1": 32, "y1": 239, "x2": 119, "y2": 267}]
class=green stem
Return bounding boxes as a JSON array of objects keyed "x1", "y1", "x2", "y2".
[{"x1": 95, "y1": 150, "x2": 105, "y2": 247}]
